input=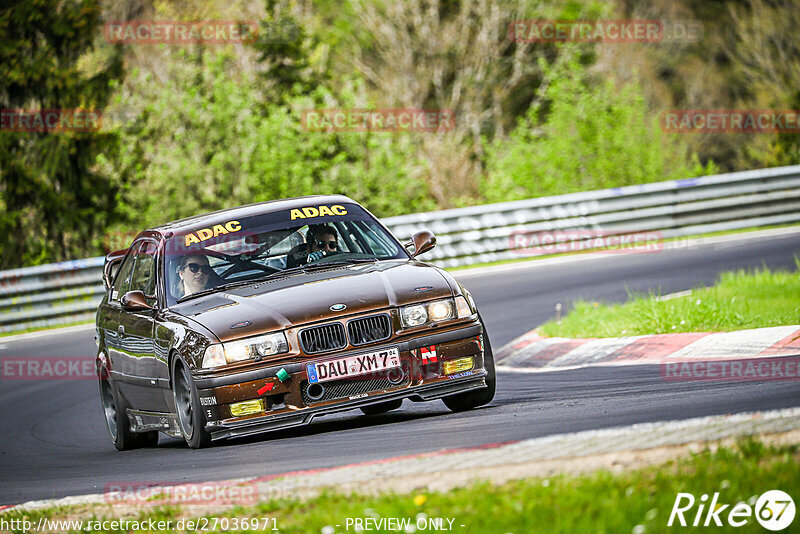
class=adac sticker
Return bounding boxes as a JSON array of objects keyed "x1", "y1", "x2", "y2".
[
  {"x1": 290, "y1": 204, "x2": 347, "y2": 220},
  {"x1": 184, "y1": 220, "x2": 241, "y2": 246}
]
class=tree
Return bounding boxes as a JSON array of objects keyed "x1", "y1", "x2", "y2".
[
  {"x1": 727, "y1": 0, "x2": 800, "y2": 166},
  {"x1": 0, "y1": 0, "x2": 125, "y2": 267},
  {"x1": 342, "y1": 0, "x2": 609, "y2": 206},
  {"x1": 484, "y1": 50, "x2": 715, "y2": 202}
]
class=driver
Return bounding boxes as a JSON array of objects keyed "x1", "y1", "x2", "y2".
[
  {"x1": 305, "y1": 224, "x2": 339, "y2": 263},
  {"x1": 176, "y1": 254, "x2": 213, "y2": 298}
]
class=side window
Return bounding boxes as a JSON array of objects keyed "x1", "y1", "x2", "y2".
[
  {"x1": 129, "y1": 241, "x2": 158, "y2": 300},
  {"x1": 111, "y1": 245, "x2": 138, "y2": 300}
]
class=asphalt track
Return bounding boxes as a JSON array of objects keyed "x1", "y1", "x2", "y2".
[{"x1": 2, "y1": 229, "x2": 800, "y2": 505}]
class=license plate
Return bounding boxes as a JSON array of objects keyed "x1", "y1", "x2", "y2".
[{"x1": 306, "y1": 347, "x2": 400, "y2": 384}]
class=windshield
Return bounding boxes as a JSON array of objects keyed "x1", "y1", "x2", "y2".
[{"x1": 163, "y1": 202, "x2": 408, "y2": 305}]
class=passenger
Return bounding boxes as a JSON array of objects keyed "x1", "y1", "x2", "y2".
[{"x1": 176, "y1": 255, "x2": 212, "y2": 297}]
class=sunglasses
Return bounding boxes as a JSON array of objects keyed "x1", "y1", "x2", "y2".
[
  {"x1": 314, "y1": 240, "x2": 338, "y2": 249},
  {"x1": 184, "y1": 263, "x2": 211, "y2": 274}
]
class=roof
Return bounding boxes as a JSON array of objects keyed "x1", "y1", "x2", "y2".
[{"x1": 146, "y1": 194, "x2": 356, "y2": 235}]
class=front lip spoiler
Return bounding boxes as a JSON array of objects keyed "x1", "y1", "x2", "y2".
[{"x1": 206, "y1": 374, "x2": 487, "y2": 441}]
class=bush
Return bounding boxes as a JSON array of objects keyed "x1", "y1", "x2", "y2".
[
  {"x1": 102, "y1": 50, "x2": 436, "y2": 239},
  {"x1": 483, "y1": 52, "x2": 716, "y2": 202}
]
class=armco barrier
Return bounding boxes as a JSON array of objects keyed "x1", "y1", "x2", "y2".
[
  {"x1": 0, "y1": 258, "x2": 105, "y2": 333},
  {"x1": 2, "y1": 165, "x2": 800, "y2": 333}
]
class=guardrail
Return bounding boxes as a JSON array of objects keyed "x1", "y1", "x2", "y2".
[{"x1": 2, "y1": 165, "x2": 800, "y2": 333}]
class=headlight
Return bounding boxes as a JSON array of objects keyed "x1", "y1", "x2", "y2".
[
  {"x1": 428, "y1": 300, "x2": 453, "y2": 321},
  {"x1": 202, "y1": 332, "x2": 289, "y2": 367},
  {"x1": 401, "y1": 304, "x2": 427, "y2": 327},
  {"x1": 224, "y1": 332, "x2": 289, "y2": 362},
  {"x1": 400, "y1": 299, "x2": 455, "y2": 327},
  {"x1": 202, "y1": 344, "x2": 226, "y2": 368}
]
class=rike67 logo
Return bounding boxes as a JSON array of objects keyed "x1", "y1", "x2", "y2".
[{"x1": 668, "y1": 490, "x2": 795, "y2": 531}]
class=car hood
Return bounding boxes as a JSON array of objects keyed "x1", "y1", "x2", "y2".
[{"x1": 169, "y1": 260, "x2": 454, "y2": 342}]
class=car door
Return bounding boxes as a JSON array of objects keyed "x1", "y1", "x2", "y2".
[
  {"x1": 105, "y1": 246, "x2": 137, "y2": 375},
  {"x1": 115, "y1": 239, "x2": 164, "y2": 411}
]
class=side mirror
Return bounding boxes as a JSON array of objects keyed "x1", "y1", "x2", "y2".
[
  {"x1": 121, "y1": 290, "x2": 154, "y2": 311},
  {"x1": 407, "y1": 230, "x2": 436, "y2": 258}
]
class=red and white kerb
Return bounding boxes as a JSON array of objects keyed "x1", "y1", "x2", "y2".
[{"x1": 420, "y1": 345, "x2": 438, "y2": 364}]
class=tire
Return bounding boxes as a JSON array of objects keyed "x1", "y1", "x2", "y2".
[
  {"x1": 360, "y1": 399, "x2": 403, "y2": 415},
  {"x1": 172, "y1": 357, "x2": 212, "y2": 449},
  {"x1": 100, "y1": 377, "x2": 158, "y2": 450},
  {"x1": 442, "y1": 320, "x2": 496, "y2": 412}
]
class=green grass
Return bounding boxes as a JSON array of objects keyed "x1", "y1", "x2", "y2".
[
  {"x1": 539, "y1": 265, "x2": 800, "y2": 338},
  {"x1": 2, "y1": 438, "x2": 798, "y2": 533}
]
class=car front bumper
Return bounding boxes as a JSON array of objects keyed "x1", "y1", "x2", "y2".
[{"x1": 194, "y1": 323, "x2": 487, "y2": 440}]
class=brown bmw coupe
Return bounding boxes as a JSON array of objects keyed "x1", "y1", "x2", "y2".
[{"x1": 96, "y1": 195, "x2": 495, "y2": 449}]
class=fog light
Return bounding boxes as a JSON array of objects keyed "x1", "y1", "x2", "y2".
[
  {"x1": 230, "y1": 399, "x2": 265, "y2": 417},
  {"x1": 443, "y1": 357, "x2": 474, "y2": 375}
]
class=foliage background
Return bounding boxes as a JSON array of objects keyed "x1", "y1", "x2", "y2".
[{"x1": 1, "y1": 0, "x2": 798, "y2": 268}]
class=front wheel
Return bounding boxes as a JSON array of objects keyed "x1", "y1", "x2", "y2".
[
  {"x1": 172, "y1": 358, "x2": 211, "y2": 449},
  {"x1": 443, "y1": 323, "x2": 496, "y2": 412}
]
